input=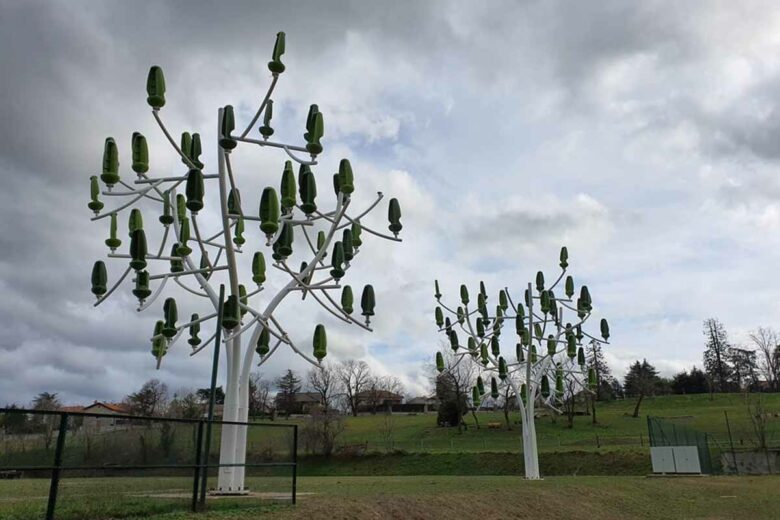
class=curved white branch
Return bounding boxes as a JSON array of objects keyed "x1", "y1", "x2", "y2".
[
  {"x1": 138, "y1": 274, "x2": 169, "y2": 312},
  {"x1": 93, "y1": 266, "x2": 132, "y2": 307},
  {"x1": 240, "y1": 74, "x2": 279, "y2": 138},
  {"x1": 152, "y1": 110, "x2": 199, "y2": 170}
]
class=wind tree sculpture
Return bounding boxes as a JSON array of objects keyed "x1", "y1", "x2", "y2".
[
  {"x1": 433, "y1": 247, "x2": 609, "y2": 479},
  {"x1": 87, "y1": 32, "x2": 403, "y2": 493}
]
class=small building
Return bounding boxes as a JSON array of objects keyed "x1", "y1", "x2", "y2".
[
  {"x1": 404, "y1": 396, "x2": 439, "y2": 413},
  {"x1": 356, "y1": 390, "x2": 404, "y2": 413},
  {"x1": 81, "y1": 401, "x2": 131, "y2": 432},
  {"x1": 274, "y1": 392, "x2": 322, "y2": 415}
]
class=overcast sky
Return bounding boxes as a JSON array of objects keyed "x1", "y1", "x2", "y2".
[{"x1": 3, "y1": 0, "x2": 780, "y2": 406}]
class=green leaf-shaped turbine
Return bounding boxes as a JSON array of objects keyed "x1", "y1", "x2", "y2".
[
  {"x1": 185, "y1": 169, "x2": 205, "y2": 212},
  {"x1": 280, "y1": 161, "x2": 296, "y2": 210},
  {"x1": 129, "y1": 229, "x2": 147, "y2": 271},
  {"x1": 131, "y1": 132, "x2": 149, "y2": 173},
  {"x1": 188, "y1": 313, "x2": 201, "y2": 346},
  {"x1": 330, "y1": 241, "x2": 345, "y2": 279},
  {"x1": 220, "y1": 105, "x2": 237, "y2": 149},
  {"x1": 268, "y1": 31, "x2": 286, "y2": 73},
  {"x1": 221, "y1": 295, "x2": 240, "y2": 330},
  {"x1": 133, "y1": 270, "x2": 152, "y2": 302},
  {"x1": 105, "y1": 213, "x2": 121, "y2": 250},
  {"x1": 91, "y1": 261, "x2": 107, "y2": 296},
  {"x1": 252, "y1": 252, "x2": 266, "y2": 285},
  {"x1": 88, "y1": 176, "x2": 104, "y2": 213},
  {"x1": 388, "y1": 198, "x2": 402, "y2": 234},
  {"x1": 162, "y1": 297, "x2": 178, "y2": 338},
  {"x1": 341, "y1": 285, "x2": 354, "y2": 314},
  {"x1": 313, "y1": 323, "x2": 327, "y2": 361},
  {"x1": 361, "y1": 285, "x2": 376, "y2": 316},
  {"x1": 101, "y1": 137, "x2": 120, "y2": 187},
  {"x1": 259, "y1": 187, "x2": 280, "y2": 236},
  {"x1": 146, "y1": 66, "x2": 166, "y2": 109},
  {"x1": 299, "y1": 168, "x2": 317, "y2": 215},
  {"x1": 256, "y1": 327, "x2": 271, "y2": 356},
  {"x1": 338, "y1": 159, "x2": 354, "y2": 194}
]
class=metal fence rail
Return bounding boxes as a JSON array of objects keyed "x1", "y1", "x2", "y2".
[{"x1": 0, "y1": 407, "x2": 297, "y2": 520}]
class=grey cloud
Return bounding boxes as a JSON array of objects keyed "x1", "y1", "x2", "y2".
[{"x1": 4, "y1": 0, "x2": 780, "y2": 404}]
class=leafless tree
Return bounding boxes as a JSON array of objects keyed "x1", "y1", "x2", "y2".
[
  {"x1": 429, "y1": 343, "x2": 478, "y2": 431},
  {"x1": 501, "y1": 385, "x2": 516, "y2": 430},
  {"x1": 336, "y1": 360, "x2": 372, "y2": 417},
  {"x1": 249, "y1": 372, "x2": 272, "y2": 417},
  {"x1": 379, "y1": 413, "x2": 396, "y2": 450},
  {"x1": 749, "y1": 327, "x2": 780, "y2": 391},
  {"x1": 363, "y1": 375, "x2": 405, "y2": 414},
  {"x1": 300, "y1": 410, "x2": 345, "y2": 456},
  {"x1": 744, "y1": 392, "x2": 770, "y2": 450},
  {"x1": 307, "y1": 362, "x2": 340, "y2": 411},
  {"x1": 124, "y1": 379, "x2": 169, "y2": 417}
]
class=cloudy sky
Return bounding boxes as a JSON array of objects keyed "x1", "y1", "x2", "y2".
[{"x1": 3, "y1": 0, "x2": 780, "y2": 406}]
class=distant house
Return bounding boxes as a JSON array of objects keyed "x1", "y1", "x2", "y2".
[
  {"x1": 356, "y1": 390, "x2": 404, "y2": 413},
  {"x1": 81, "y1": 401, "x2": 131, "y2": 431},
  {"x1": 274, "y1": 392, "x2": 322, "y2": 415},
  {"x1": 405, "y1": 396, "x2": 439, "y2": 413}
]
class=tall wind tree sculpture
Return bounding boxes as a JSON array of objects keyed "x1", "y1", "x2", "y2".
[
  {"x1": 87, "y1": 32, "x2": 403, "y2": 493},
  {"x1": 433, "y1": 247, "x2": 609, "y2": 479}
]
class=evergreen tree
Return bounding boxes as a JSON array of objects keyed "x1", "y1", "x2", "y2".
[
  {"x1": 623, "y1": 359, "x2": 660, "y2": 418},
  {"x1": 703, "y1": 318, "x2": 734, "y2": 392},
  {"x1": 728, "y1": 347, "x2": 759, "y2": 390},
  {"x1": 196, "y1": 386, "x2": 225, "y2": 405},
  {"x1": 671, "y1": 366, "x2": 708, "y2": 394},
  {"x1": 274, "y1": 369, "x2": 302, "y2": 417}
]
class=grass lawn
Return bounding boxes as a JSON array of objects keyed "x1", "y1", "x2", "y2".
[
  {"x1": 266, "y1": 392, "x2": 780, "y2": 453},
  {"x1": 1, "y1": 475, "x2": 778, "y2": 519}
]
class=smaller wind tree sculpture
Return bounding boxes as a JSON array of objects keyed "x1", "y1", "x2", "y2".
[
  {"x1": 87, "y1": 32, "x2": 403, "y2": 493},
  {"x1": 433, "y1": 247, "x2": 610, "y2": 479}
]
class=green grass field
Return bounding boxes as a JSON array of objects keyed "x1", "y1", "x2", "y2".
[
  {"x1": 1, "y1": 475, "x2": 778, "y2": 519},
  {"x1": 274, "y1": 393, "x2": 780, "y2": 453}
]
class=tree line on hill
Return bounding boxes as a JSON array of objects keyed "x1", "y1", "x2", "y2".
[{"x1": 431, "y1": 317, "x2": 780, "y2": 429}]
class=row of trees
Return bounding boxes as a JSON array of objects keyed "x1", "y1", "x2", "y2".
[
  {"x1": 702, "y1": 319, "x2": 780, "y2": 393},
  {"x1": 274, "y1": 360, "x2": 405, "y2": 417}
]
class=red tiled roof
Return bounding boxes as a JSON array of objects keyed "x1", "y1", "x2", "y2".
[{"x1": 83, "y1": 402, "x2": 130, "y2": 414}]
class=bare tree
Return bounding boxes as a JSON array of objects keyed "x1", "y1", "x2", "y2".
[
  {"x1": 379, "y1": 413, "x2": 396, "y2": 450},
  {"x1": 336, "y1": 360, "x2": 372, "y2": 417},
  {"x1": 124, "y1": 379, "x2": 169, "y2": 417},
  {"x1": 249, "y1": 373, "x2": 271, "y2": 417},
  {"x1": 364, "y1": 375, "x2": 405, "y2": 414},
  {"x1": 308, "y1": 362, "x2": 340, "y2": 411},
  {"x1": 429, "y1": 343, "x2": 477, "y2": 431},
  {"x1": 745, "y1": 392, "x2": 770, "y2": 450},
  {"x1": 501, "y1": 385, "x2": 515, "y2": 430},
  {"x1": 749, "y1": 327, "x2": 780, "y2": 391},
  {"x1": 300, "y1": 410, "x2": 345, "y2": 456}
]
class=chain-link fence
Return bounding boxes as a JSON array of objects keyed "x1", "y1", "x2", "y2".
[{"x1": 0, "y1": 408, "x2": 297, "y2": 520}]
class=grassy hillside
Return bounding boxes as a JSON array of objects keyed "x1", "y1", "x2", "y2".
[{"x1": 267, "y1": 393, "x2": 780, "y2": 453}]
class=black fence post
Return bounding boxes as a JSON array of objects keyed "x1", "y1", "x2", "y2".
[
  {"x1": 724, "y1": 410, "x2": 738, "y2": 475},
  {"x1": 292, "y1": 424, "x2": 298, "y2": 505},
  {"x1": 200, "y1": 284, "x2": 225, "y2": 508},
  {"x1": 192, "y1": 420, "x2": 205, "y2": 512},
  {"x1": 46, "y1": 412, "x2": 69, "y2": 520}
]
